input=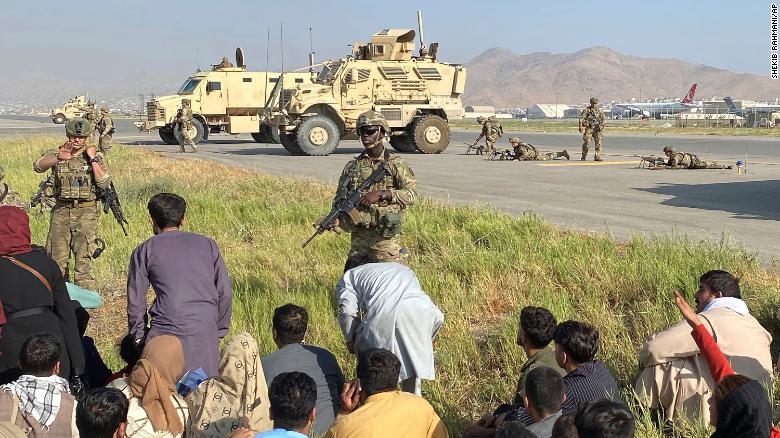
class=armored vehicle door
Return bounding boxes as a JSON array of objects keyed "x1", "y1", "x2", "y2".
[
  {"x1": 200, "y1": 74, "x2": 227, "y2": 115},
  {"x1": 340, "y1": 63, "x2": 373, "y2": 113}
]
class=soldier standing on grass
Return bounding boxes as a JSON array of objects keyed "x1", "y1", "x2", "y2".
[
  {"x1": 33, "y1": 118, "x2": 111, "y2": 290},
  {"x1": 176, "y1": 99, "x2": 198, "y2": 153},
  {"x1": 325, "y1": 111, "x2": 417, "y2": 271},
  {"x1": 97, "y1": 106, "x2": 114, "y2": 154},
  {"x1": 579, "y1": 97, "x2": 606, "y2": 161}
]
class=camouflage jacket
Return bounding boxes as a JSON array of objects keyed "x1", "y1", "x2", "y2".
[
  {"x1": 0, "y1": 183, "x2": 27, "y2": 210},
  {"x1": 580, "y1": 106, "x2": 605, "y2": 129},
  {"x1": 35, "y1": 147, "x2": 111, "y2": 201},
  {"x1": 97, "y1": 114, "x2": 114, "y2": 135},
  {"x1": 334, "y1": 147, "x2": 417, "y2": 229},
  {"x1": 513, "y1": 143, "x2": 539, "y2": 159},
  {"x1": 177, "y1": 107, "x2": 193, "y2": 124},
  {"x1": 667, "y1": 152, "x2": 697, "y2": 169}
]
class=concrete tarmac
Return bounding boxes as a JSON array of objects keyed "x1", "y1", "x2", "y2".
[{"x1": 2, "y1": 115, "x2": 778, "y2": 262}]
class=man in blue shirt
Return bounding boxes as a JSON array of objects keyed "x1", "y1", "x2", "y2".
[{"x1": 229, "y1": 372, "x2": 317, "y2": 438}]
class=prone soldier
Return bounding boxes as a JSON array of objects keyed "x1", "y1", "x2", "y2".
[
  {"x1": 325, "y1": 111, "x2": 417, "y2": 271},
  {"x1": 176, "y1": 99, "x2": 198, "y2": 152},
  {"x1": 96, "y1": 106, "x2": 115, "y2": 154},
  {"x1": 33, "y1": 118, "x2": 111, "y2": 289},
  {"x1": 509, "y1": 137, "x2": 570, "y2": 161},
  {"x1": 657, "y1": 145, "x2": 733, "y2": 170},
  {"x1": 579, "y1": 97, "x2": 606, "y2": 161}
]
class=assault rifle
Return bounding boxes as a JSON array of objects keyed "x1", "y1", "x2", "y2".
[
  {"x1": 303, "y1": 163, "x2": 389, "y2": 248},
  {"x1": 465, "y1": 142, "x2": 485, "y2": 155},
  {"x1": 635, "y1": 155, "x2": 667, "y2": 169},
  {"x1": 97, "y1": 183, "x2": 129, "y2": 236},
  {"x1": 30, "y1": 175, "x2": 53, "y2": 207}
]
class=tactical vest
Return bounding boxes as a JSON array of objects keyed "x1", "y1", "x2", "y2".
[
  {"x1": 346, "y1": 151, "x2": 403, "y2": 236},
  {"x1": 585, "y1": 108, "x2": 602, "y2": 129},
  {"x1": 53, "y1": 153, "x2": 97, "y2": 201}
]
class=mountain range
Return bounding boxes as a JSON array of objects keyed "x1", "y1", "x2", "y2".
[{"x1": 463, "y1": 46, "x2": 780, "y2": 108}]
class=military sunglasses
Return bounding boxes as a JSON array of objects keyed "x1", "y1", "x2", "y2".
[{"x1": 358, "y1": 126, "x2": 381, "y2": 135}]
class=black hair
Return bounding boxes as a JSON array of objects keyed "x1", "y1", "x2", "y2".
[
  {"x1": 273, "y1": 304, "x2": 309, "y2": 345},
  {"x1": 520, "y1": 306, "x2": 557, "y2": 348},
  {"x1": 356, "y1": 348, "x2": 400, "y2": 396},
  {"x1": 147, "y1": 193, "x2": 186, "y2": 228},
  {"x1": 574, "y1": 400, "x2": 635, "y2": 438},
  {"x1": 269, "y1": 372, "x2": 317, "y2": 431},
  {"x1": 496, "y1": 421, "x2": 538, "y2": 438},
  {"x1": 74, "y1": 304, "x2": 90, "y2": 337},
  {"x1": 525, "y1": 366, "x2": 564, "y2": 416},
  {"x1": 343, "y1": 255, "x2": 377, "y2": 272},
  {"x1": 76, "y1": 388, "x2": 129, "y2": 438},
  {"x1": 19, "y1": 333, "x2": 61, "y2": 376},
  {"x1": 119, "y1": 333, "x2": 141, "y2": 368},
  {"x1": 551, "y1": 414, "x2": 578, "y2": 438},
  {"x1": 553, "y1": 320, "x2": 599, "y2": 364},
  {"x1": 699, "y1": 270, "x2": 741, "y2": 299}
]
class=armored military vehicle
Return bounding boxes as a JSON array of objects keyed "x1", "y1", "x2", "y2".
[
  {"x1": 135, "y1": 48, "x2": 313, "y2": 145},
  {"x1": 273, "y1": 12, "x2": 466, "y2": 156},
  {"x1": 51, "y1": 96, "x2": 89, "y2": 124}
]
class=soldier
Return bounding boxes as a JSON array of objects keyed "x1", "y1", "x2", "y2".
[
  {"x1": 326, "y1": 110, "x2": 417, "y2": 271},
  {"x1": 33, "y1": 118, "x2": 111, "y2": 289},
  {"x1": 96, "y1": 106, "x2": 114, "y2": 154},
  {"x1": 80, "y1": 101, "x2": 99, "y2": 148},
  {"x1": 216, "y1": 56, "x2": 233, "y2": 69},
  {"x1": 509, "y1": 137, "x2": 570, "y2": 161},
  {"x1": 0, "y1": 165, "x2": 27, "y2": 209},
  {"x1": 473, "y1": 116, "x2": 502, "y2": 155},
  {"x1": 579, "y1": 97, "x2": 606, "y2": 161},
  {"x1": 175, "y1": 99, "x2": 198, "y2": 152},
  {"x1": 656, "y1": 145, "x2": 733, "y2": 169}
]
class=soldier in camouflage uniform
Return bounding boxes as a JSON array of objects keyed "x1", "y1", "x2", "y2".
[
  {"x1": 656, "y1": 145, "x2": 733, "y2": 170},
  {"x1": 473, "y1": 116, "x2": 502, "y2": 155},
  {"x1": 327, "y1": 110, "x2": 417, "y2": 271},
  {"x1": 79, "y1": 101, "x2": 99, "y2": 148},
  {"x1": 579, "y1": 97, "x2": 606, "y2": 161},
  {"x1": 33, "y1": 118, "x2": 111, "y2": 289},
  {"x1": 176, "y1": 99, "x2": 198, "y2": 152},
  {"x1": 0, "y1": 166, "x2": 27, "y2": 210},
  {"x1": 97, "y1": 106, "x2": 114, "y2": 154},
  {"x1": 509, "y1": 137, "x2": 570, "y2": 161}
]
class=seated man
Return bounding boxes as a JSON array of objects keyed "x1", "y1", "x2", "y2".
[
  {"x1": 508, "y1": 320, "x2": 622, "y2": 425},
  {"x1": 574, "y1": 400, "x2": 635, "y2": 438},
  {"x1": 337, "y1": 260, "x2": 444, "y2": 395},
  {"x1": 324, "y1": 348, "x2": 448, "y2": 438},
  {"x1": 522, "y1": 367, "x2": 565, "y2": 438},
  {"x1": 76, "y1": 387, "x2": 129, "y2": 438},
  {"x1": 657, "y1": 145, "x2": 732, "y2": 169},
  {"x1": 635, "y1": 270, "x2": 772, "y2": 425},
  {"x1": 0, "y1": 334, "x2": 78, "y2": 436},
  {"x1": 510, "y1": 138, "x2": 569, "y2": 161},
  {"x1": 261, "y1": 304, "x2": 345, "y2": 435}
]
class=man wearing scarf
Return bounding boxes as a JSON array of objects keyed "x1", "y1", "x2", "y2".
[
  {"x1": 634, "y1": 270, "x2": 772, "y2": 425},
  {"x1": 0, "y1": 334, "x2": 78, "y2": 437},
  {"x1": 33, "y1": 117, "x2": 111, "y2": 290}
]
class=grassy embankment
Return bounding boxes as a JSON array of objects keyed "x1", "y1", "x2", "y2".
[
  {"x1": 2, "y1": 137, "x2": 779, "y2": 437},
  {"x1": 450, "y1": 118, "x2": 780, "y2": 137}
]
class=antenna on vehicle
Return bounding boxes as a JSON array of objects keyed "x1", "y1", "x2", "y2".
[
  {"x1": 417, "y1": 11, "x2": 428, "y2": 58},
  {"x1": 264, "y1": 26, "x2": 270, "y2": 105},
  {"x1": 196, "y1": 48, "x2": 199, "y2": 71},
  {"x1": 308, "y1": 27, "x2": 315, "y2": 72},
  {"x1": 280, "y1": 20, "x2": 285, "y2": 74}
]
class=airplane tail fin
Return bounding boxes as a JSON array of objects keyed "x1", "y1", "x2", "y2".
[
  {"x1": 681, "y1": 84, "x2": 697, "y2": 104},
  {"x1": 724, "y1": 96, "x2": 737, "y2": 110}
]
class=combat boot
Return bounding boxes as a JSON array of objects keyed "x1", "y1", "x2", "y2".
[
  {"x1": 561, "y1": 150, "x2": 570, "y2": 160},
  {"x1": 191, "y1": 145, "x2": 198, "y2": 153},
  {"x1": 594, "y1": 156, "x2": 603, "y2": 162},
  {"x1": 581, "y1": 155, "x2": 586, "y2": 161}
]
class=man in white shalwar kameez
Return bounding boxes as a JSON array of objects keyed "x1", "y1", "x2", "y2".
[{"x1": 337, "y1": 261, "x2": 444, "y2": 395}]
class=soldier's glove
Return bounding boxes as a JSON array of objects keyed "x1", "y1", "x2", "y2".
[{"x1": 69, "y1": 374, "x2": 91, "y2": 399}]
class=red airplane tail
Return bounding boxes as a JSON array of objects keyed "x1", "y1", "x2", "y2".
[{"x1": 681, "y1": 83, "x2": 697, "y2": 104}]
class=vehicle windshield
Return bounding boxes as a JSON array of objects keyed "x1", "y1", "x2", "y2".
[
  {"x1": 317, "y1": 61, "x2": 343, "y2": 84},
  {"x1": 178, "y1": 78, "x2": 201, "y2": 94}
]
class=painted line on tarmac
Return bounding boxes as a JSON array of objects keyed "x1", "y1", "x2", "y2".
[{"x1": 536, "y1": 160, "x2": 641, "y2": 167}]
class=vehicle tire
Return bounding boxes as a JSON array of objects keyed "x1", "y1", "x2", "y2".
[
  {"x1": 251, "y1": 124, "x2": 275, "y2": 143},
  {"x1": 52, "y1": 114, "x2": 66, "y2": 124},
  {"x1": 280, "y1": 133, "x2": 305, "y2": 155},
  {"x1": 174, "y1": 118, "x2": 206, "y2": 144},
  {"x1": 411, "y1": 115, "x2": 450, "y2": 154},
  {"x1": 389, "y1": 133, "x2": 418, "y2": 153},
  {"x1": 159, "y1": 128, "x2": 178, "y2": 145},
  {"x1": 295, "y1": 115, "x2": 341, "y2": 156}
]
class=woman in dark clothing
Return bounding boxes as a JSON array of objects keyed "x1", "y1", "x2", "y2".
[{"x1": 0, "y1": 206, "x2": 85, "y2": 385}]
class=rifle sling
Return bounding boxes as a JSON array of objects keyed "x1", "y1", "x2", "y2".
[{"x1": 0, "y1": 183, "x2": 8, "y2": 203}]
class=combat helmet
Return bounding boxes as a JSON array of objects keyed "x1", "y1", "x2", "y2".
[
  {"x1": 100, "y1": 106, "x2": 109, "y2": 113},
  {"x1": 509, "y1": 137, "x2": 520, "y2": 144},
  {"x1": 356, "y1": 110, "x2": 390, "y2": 133},
  {"x1": 589, "y1": 97, "x2": 599, "y2": 105},
  {"x1": 65, "y1": 117, "x2": 93, "y2": 137},
  {"x1": 476, "y1": 116, "x2": 486, "y2": 123},
  {"x1": 663, "y1": 145, "x2": 676, "y2": 153}
]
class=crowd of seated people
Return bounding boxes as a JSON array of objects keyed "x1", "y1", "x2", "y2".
[{"x1": 2, "y1": 196, "x2": 780, "y2": 438}]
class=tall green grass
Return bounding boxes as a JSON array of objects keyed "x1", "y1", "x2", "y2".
[{"x1": 1, "y1": 137, "x2": 778, "y2": 437}]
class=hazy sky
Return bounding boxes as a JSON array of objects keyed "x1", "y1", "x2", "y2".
[{"x1": 0, "y1": 0, "x2": 772, "y2": 85}]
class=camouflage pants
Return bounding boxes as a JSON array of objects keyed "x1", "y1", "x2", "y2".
[
  {"x1": 485, "y1": 137, "x2": 499, "y2": 154},
  {"x1": 582, "y1": 128, "x2": 603, "y2": 159},
  {"x1": 345, "y1": 227, "x2": 405, "y2": 271},
  {"x1": 179, "y1": 123, "x2": 197, "y2": 152},
  {"x1": 99, "y1": 134, "x2": 112, "y2": 154},
  {"x1": 515, "y1": 148, "x2": 564, "y2": 161},
  {"x1": 690, "y1": 157, "x2": 730, "y2": 169},
  {"x1": 46, "y1": 201, "x2": 99, "y2": 290}
]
